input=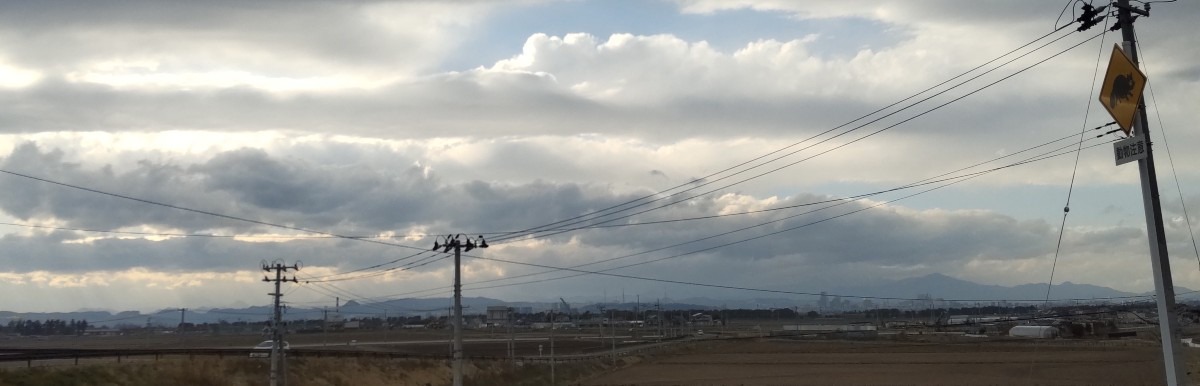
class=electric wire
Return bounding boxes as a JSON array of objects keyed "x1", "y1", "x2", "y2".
[
  {"x1": 301, "y1": 254, "x2": 450, "y2": 283},
  {"x1": 0, "y1": 22, "x2": 1112, "y2": 309},
  {"x1": 489, "y1": 29, "x2": 1102, "y2": 246},
  {"x1": 1, "y1": 32, "x2": 1105, "y2": 313},
  {"x1": 8, "y1": 132, "x2": 1116, "y2": 288},
  {"x1": 0, "y1": 26, "x2": 1088, "y2": 286},
  {"x1": 0, "y1": 121, "x2": 1101, "y2": 244},
  {"x1": 484, "y1": 24, "x2": 1080, "y2": 244},
  {"x1": 300, "y1": 250, "x2": 437, "y2": 281},
  {"x1": 1042, "y1": 2, "x2": 1112, "y2": 306},
  {"x1": 262, "y1": 28, "x2": 1104, "y2": 285},
  {"x1": 0, "y1": 169, "x2": 431, "y2": 253},
  {"x1": 0, "y1": 223, "x2": 365, "y2": 239},
  {"x1": 482, "y1": 124, "x2": 1116, "y2": 235},
  {"x1": 461, "y1": 139, "x2": 1121, "y2": 295},
  {"x1": 1134, "y1": 38, "x2": 1200, "y2": 270},
  {"x1": 377, "y1": 129, "x2": 1118, "y2": 295},
  {"x1": 1055, "y1": 0, "x2": 1086, "y2": 30},
  {"x1": 378, "y1": 138, "x2": 1120, "y2": 301},
  {"x1": 1028, "y1": 8, "x2": 1110, "y2": 382}
]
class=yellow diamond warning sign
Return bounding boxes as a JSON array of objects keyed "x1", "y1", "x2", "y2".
[{"x1": 1098, "y1": 44, "x2": 1147, "y2": 135}]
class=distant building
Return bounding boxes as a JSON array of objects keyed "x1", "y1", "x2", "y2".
[
  {"x1": 486, "y1": 306, "x2": 511, "y2": 326},
  {"x1": 690, "y1": 313, "x2": 715, "y2": 326},
  {"x1": 84, "y1": 328, "x2": 122, "y2": 336}
]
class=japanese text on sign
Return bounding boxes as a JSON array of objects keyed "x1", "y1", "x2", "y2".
[{"x1": 1113, "y1": 136, "x2": 1147, "y2": 166}]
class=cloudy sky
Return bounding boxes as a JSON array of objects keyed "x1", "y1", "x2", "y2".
[{"x1": 1, "y1": 0, "x2": 1198, "y2": 313}]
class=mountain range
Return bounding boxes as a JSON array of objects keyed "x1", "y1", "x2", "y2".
[{"x1": 2, "y1": 273, "x2": 1187, "y2": 327}]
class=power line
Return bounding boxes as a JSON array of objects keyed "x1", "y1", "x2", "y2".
[
  {"x1": 0, "y1": 222, "x2": 419, "y2": 240},
  {"x1": 0, "y1": 24, "x2": 1110, "y2": 310},
  {"x1": 441, "y1": 133, "x2": 1120, "y2": 294},
  {"x1": 500, "y1": 124, "x2": 1117, "y2": 235},
  {"x1": 1041, "y1": 0, "x2": 1113, "y2": 306},
  {"x1": 301, "y1": 124, "x2": 1115, "y2": 285},
  {"x1": 0, "y1": 29, "x2": 1095, "y2": 286},
  {"x1": 489, "y1": 29, "x2": 1104, "y2": 246},
  {"x1": 484, "y1": 25, "x2": 1081, "y2": 244},
  {"x1": 358, "y1": 125, "x2": 1122, "y2": 298},
  {"x1": 373, "y1": 138, "x2": 1119, "y2": 302},
  {"x1": 461, "y1": 139, "x2": 1119, "y2": 295},
  {"x1": 304, "y1": 124, "x2": 1116, "y2": 290},
  {"x1": 0, "y1": 169, "x2": 430, "y2": 252},
  {"x1": 489, "y1": 29, "x2": 1098, "y2": 246},
  {"x1": 1134, "y1": 38, "x2": 1200, "y2": 271},
  {"x1": 300, "y1": 254, "x2": 450, "y2": 283}
]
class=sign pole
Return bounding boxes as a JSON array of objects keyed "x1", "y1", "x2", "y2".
[{"x1": 1112, "y1": 1, "x2": 1188, "y2": 384}]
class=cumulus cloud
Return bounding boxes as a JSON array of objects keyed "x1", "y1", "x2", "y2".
[
  {"x1": 0, "y1": 141, "x2": 1162, "y2": 285},
  {"x1": 1, "y1": 1, "x2": 1198, "y2": 311},
  {"x1": 0, "y1": 1, "x2": 493, "y2": 90}
]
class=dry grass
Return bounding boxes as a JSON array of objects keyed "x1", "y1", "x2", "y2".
[
  {"x1": 583, "y1": 339, "x2": 1200, "y2": 386},
  {"x1": 0, "y1": 355, "x2": 624, "y2": 386}
]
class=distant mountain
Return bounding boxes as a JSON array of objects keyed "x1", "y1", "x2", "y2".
[
  {"x1": 833, "y1": 273, "x2": 1141, "y2": 303},
  {"x1": 670, "y1": 297, "x2": 796, "y2": 310},
  {"x1": 1, "y1": 274, "x2": 1184, "y2": 326}
]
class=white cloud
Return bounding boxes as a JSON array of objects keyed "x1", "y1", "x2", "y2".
[
  {"x1": 0, "y1": 1, "x2": 1198, "y2": 312},
  {"x1": 0, "y1": 1, "x2": 496, "y2": 92},
  {"x1": 0, "y1": 61, "x2": 41, "y2": 88}
]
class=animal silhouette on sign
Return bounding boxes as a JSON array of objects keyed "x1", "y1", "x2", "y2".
[{"x1": 1108, "y1": 73, "x2": 1136, "y2": 109}]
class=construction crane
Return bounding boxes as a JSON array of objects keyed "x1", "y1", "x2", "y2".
[{"x1": 559, "y1": 298, "x2": 571, "y2": 317}]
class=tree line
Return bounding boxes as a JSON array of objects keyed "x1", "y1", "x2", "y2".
[{"x1": 3, "y1": 319, "x2": 89, "y2": 335}]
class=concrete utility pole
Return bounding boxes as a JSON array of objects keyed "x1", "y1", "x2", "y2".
[
  {"x1": 610, "y1": 307, "x2": 616, "y2": 365},
  {"x1": 549, "y1": 311, "x2": 556, "y2": 386},
  {"x1": 1110, "y1": 1, "x2": 1187, "y2": 384},
  {"x1": 433, "y1": 234, "x2": 488, "y2": 386},
  {"x1": 507, "y1": 307, "x2": 515, "y2": 363},
  {"x1": 262, "y1": 260, "x2": 300, "y2": 386},
  {"x1": 598, "y1": 305, "x2": 606, "y2": 351},
  {"x1": 656, "y1": 300, "x2": 663, "y2": 341}
]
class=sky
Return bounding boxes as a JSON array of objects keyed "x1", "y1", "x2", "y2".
[{"x1": 1, "y1": 0, "x2": 1199, "y2": 313}]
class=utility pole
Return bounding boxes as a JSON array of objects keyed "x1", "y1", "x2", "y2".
[
  {"x1": 433, "y1": 234, "x2": 488, "y2": 386},
  {"x1": 549, "y1": 311, "x2": 556, "y2": 386},
  {"x1": 262, "y1": 260, "x2": 300, "y2": 386},
  {"x1": 1107, "y1": 1, "x2": 1187, "y2": 384},
  {"x1": 610, "y1": 307, "x2": 616, "y2": 365},
  {"x1": 176, "y1": 308, "x2": 187, "y2": 344},
  {"x1": 657, "y1": 300, "x2": 663, "y2": 341},
  {"x1": 507, "y1": 307, "x2": 515, "y2": 364}
]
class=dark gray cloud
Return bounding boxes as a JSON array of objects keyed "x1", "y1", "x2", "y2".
[
  {"x1": 0, "y1": 0, "x2": 473, "y2": 75},
  {"x1": 0, "y1": 142, "x2": 1147, "y2": 279},
  {"x1": 0, "y1": 73, "x2": 878, "y2": 141},
  {"x1": 0, "y1": 141, "x2": 649, "y2": 242},
  {"x1": 0, "y1": 0, "x2": 1197, "y2": 311}
]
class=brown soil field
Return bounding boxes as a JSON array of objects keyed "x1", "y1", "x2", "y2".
[
  {"x1": 0, "y1": 328, "x2": 621, "y2": 355},
  {"x1": 584, "y1": 338, "x2": 1200, "y2": 386},
  {"x1": 14, "y1": 328, "x2": 1198, "y2": 385}
]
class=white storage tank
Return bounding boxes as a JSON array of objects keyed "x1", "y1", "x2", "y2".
[{"x1": 1009, "y1": 325, "x2": 1058, "y2": 338}]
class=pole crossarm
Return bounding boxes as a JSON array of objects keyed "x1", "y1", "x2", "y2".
[
  {"x1": 432, "y1": 235, "x2": 488, "y2": 386},
  {"x1": 262, "y1": 261, "x2": 301, "y2": 386}
]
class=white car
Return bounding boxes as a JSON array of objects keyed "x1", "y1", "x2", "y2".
[{"x1": 250, "y1": 340, "x2": 290, "y2": 357}]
